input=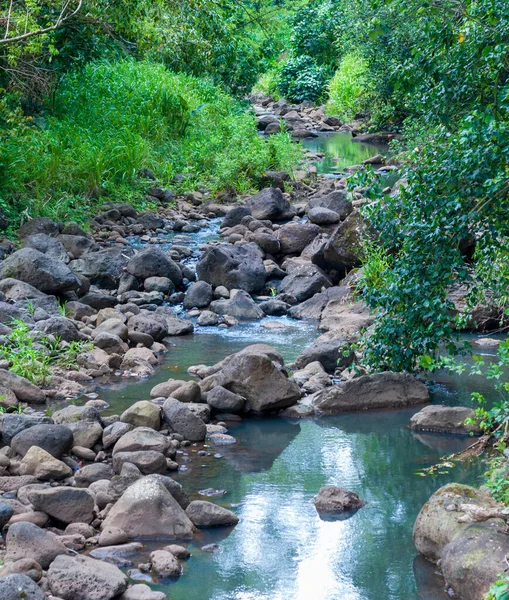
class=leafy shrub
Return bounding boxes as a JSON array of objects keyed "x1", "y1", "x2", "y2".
[
  {"x1": 325, "y1": 53, "x2": 369, "y2": 120},
  {"x1": 0, "y1": 60, "x2": 299, "y2": 229},
  {"x1": 278, "y1": 55, "x2": 327, "y2": 103},
  {"x1": 252, "y1": 64, "x2": 283, "y2": 99}
]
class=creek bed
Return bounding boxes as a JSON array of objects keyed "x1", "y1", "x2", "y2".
[{"x1": 82, "y1": 140, "x2": 486, "y2": 599}]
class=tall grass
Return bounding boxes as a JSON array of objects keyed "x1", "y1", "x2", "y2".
[
  {"x1": 325, "y1": 53, "x2": 369, "y2": 121},
  {"x1": 0, "y1": 60, "x2": 300, "y2": 229}
]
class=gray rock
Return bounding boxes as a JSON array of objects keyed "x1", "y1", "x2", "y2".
[
  {"x1": 70, "y1": 247, "x2": 133, "y2": 290},
  {"x1": 206, "y1": 386, "x2": 245, "y2": 414},
  {"x1": 0, "y1": 574, "x2": 45, "y2": 600},
  {"x1": 196, "y1": 243, "x2": 266, "y2": 293},
  {"x1": 52, "y1": 404, "x2": 100, "y2": 424},
  {"x1": 144, "y1": 276, "x2": 174, "y2": 294},
  {"x1": 162, "y1": 398, "x2": 207, "y2": 442},
  {"x1": 210, "y1": 290, "x2": 264, "y2": 320},
  {"x1": 170, "y1": 381, "x2": 201, "y2": 403},
  {"x1": 322, "y1": 210, "x2": 368, "y2": 274},
  {"x1": 221, "y1": 205, "x2": 252, "y2": 229},
  {"x1": 0, "y1": 415, "x2": 53, "y2": 445},
  {"x1": 214, "y1": 352, "x2": 300, "y2": 413},
  {"x1": 11, "y1": 424, "x2": 73, "y2": 458},
  {"x1": 18, "y1": 217, "x2": 60, "y2": 238},
  {"x1": 197, "y1": 310, "x2": 219, "y2": 326},
  {"x1": 75, "y1": 463, "x2": 115, "y2": 487},
  {"x1": 118, "y1": 584, "x2": 167, "y2": 600},
  {"x1": 294, "y1": 332, "x2": 353, "y2": 373},
  {"x1": 0, "y1": 248, "x2": 78, "y2": 294},
  {"x1": 185, "y1": 500, "x2": 238, "y2": 527},
  {"x1": 28, "y1": 487, "x2": 95, "y2": 524},
  {"x1": 112, "y1": 451, "x2": 168, "y2": 475},
  {"x1": 246, "y1": 188, "x2": 293, "y2": 221},
  {"x1": 22, "y1": 233, "x2": 69, "y2": 263},
  {"x1": 127, "y1": 247, "x2": 182, "y2": 286},
  {"x1": 314, "y1": 372, "x2": 429, "y2": 414},
  {"x1": 279, "y1": 263, "x2": 331, "y2": 303},
  {"x1": 58, "y1": 234, "x2": 98, "y2": 258},
  {"x1": 66, "y1": 421, "x2": 103, "y2": 449},
  {"x1": 183, "y1": 281, "x2": 213, "y2": 309},
  {"x1": 127, "y1": 314, "x2": 167, "y2": 342},
  {"x1": 149, "y1": 550, "x2": 181, "y2": 577},
  {"x1": 409, "y1": 405, "x2": 481, "y2": 435},
  {"x1": 308, "y1": 190, "x2": 353, "y2": 219},
  {"x1": 102, "y1": 476, "x2": 194, "y2": 538},
  {"x1": 0, "y1": 371, "x2": 45, "y2": 404},
  {"x1": 120, "y1": 402, "x2": 161, "y2": 430},
  {"x1": 5, "y1": 522, "x2": 69, "y2": 568},
  {"x1": 276, "y1": 222, "x2": 321, "y2": 255},
  {"x1": 47, "y1": 554, "x2": 128, "y2": 600},
  {"x1": 314, "y1": 485, "x2": 366, "y2": 513},
  {"x1": 259, "y1": 299, "x2": 289, "y2": 316},
  {"x1": 34, "y1": 317, "x2": 84, "y2": 342},
  {"x1": 112, "y1": 427, "x2": 171, "y2": 456},
  {"x1": 0, "y1": 502, "x2": 14, "y2": 529},
  {"x1": 103, "y1": 421, "x2": 133, "y2": 449},
  {"x1": 307, "y1": 206, "x2": 340, "y2": 225},
  {"x1": 163, "y1": 317, "x2": 194, "y2": 336}
]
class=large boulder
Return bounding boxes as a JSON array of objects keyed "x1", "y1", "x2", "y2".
[
  {"x1": 288, "y1": 286, "x2": 350, "y2": 320},
  {"x1": 0, "y1": 415, "x2": 53, "y2": 445},
  {"x1": 162, "y1": 399, "x2": 206, "y2": 442},
  {"x1": 28, "y1": 487, "x2": 95, "y2": 524},
  {"x1": 0, "y1": 574, "x2": 45, "y2": 600},
  {"x1": 322, "y1": 210, "x2": 368, "y2": 274},
  {"x1": 441, "y1": 521, "x2": 509, "y2": 600},
  {"x1": 278, "y1": 263, "x2": 331, "y2": 303},
  {"x1": 112, "y1": 427, "x2": 170, "y2": 456},
  {"x1": 127, "y1": 314, "x2": 167, "y2": 342},
  {"x1": 11, "y1": 424, "x2": 73, "y2": 458},
  {"x1": 183, "y1": 281, "x2": 213, "y2": 309},
  {"x1": 0, "y1": 279, "x2": 60, "y2": 316},
  {"x1": 22, "y1": 233, "x2": 69, "y2": 263},
  {"x1": 214, "y1": 353, "x2": 301, "y2": 413},
  {"x1": 57, "y1": 234, "x2": 98, "y2": 258},
  {"x1": 294, "y1": 332, "x2": 353, "y2": 373},
  {"x1": 307, "y1": 190, "x2": 353, "y2": 219},
  {"x1": 196, "y1": 243, "x2": 266, "y2": 293},
  {"x1": 409, "y1": 405, "x2": 481, "y2": 435},
  {"x1": 102, "y1": 476, "x2": 194, "y2": 538},
  {"x1": 70, "y1": 247, "x2": 133, "y2": 289},
  {"x1": 18, "y1": 218, "x2": 60, "y2": 239},
  {"x1": 185, "y1": 500, "x2": 238, "y2": 528},
  {"x1": 34, "y1": 317, "x2": 84, "y2": 343},
  {"x1": 210, "y1": 289, "x2": 264, "y2": 320},
  {"x1": 206, "y1": 386, "x2": 245, "y2": 414},
  {"x1": 112, "y1": 450, "x2": 168, "y2": 475},
  {"x1": 0, "y1": 371, "x2": 45, "y2": 404},
  {"x1": 413, "y1": 483, "x2": 499, "y2": 563},
  {"x1": 318, "y1": 299, "x2": 373, "y2": 336},
  {"x1": 126, "y1": 247, "x2": 182, "y2": 286},
  {"x1": 314, "y1": 372, "x2": 429, "y2": 414},
  {"x1": 276, "y1": 222, "x2": 321, "y2": 255},
  {"x1": 20, "y1": 447, "x2": 72, "y2": 480},
  {"x1": 314, "y1": 486, "x2": 366, "y2": 513},
  {"x1": 120, "y1": 401, "x2": 161, "y2": 430},
  {"x1": 0, "y1": 248, "x2": 79, "y2": 294},
  {"x1": 5, "y1": 522, "x2": 68, "y2": 568},
  {"x1": 246, "y1": 187, "x2": 293, "y2": 221},
  {"x1": 47, "y1": 554, "x2": 128, "y2": 600},
  {"x1": 221, "y1": 205, "x2": 252, "y2": 229}
]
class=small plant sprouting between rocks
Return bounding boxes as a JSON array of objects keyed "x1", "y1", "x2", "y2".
[{"x1": 0, "y1": 319, "x2": 92, "y2": 385}]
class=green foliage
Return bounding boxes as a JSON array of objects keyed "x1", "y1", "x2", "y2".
[
  {"x1": 0, "y1": 60, "x2": 299, "y2": 229},
  {"x1": 253, "y1": 64, "x2": 283, "y2": 100},
  {"x1": 0, "y1": 319, "x2": 91, "y2": 385},
  {"x1": 326, "y1": 53, "x2": 369, "y2": 120},
  {"x1": 278, "y1": 55, "x2": 327, "y2": 103},
  {"x1": 290, "y1": 0, "x2": 339, "y2": 67},
  {"x1": 485, "y1": 576, "x2": 509, "y2": 600}
]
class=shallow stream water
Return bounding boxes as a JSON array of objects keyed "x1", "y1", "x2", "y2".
[{"x1": 88, "y1": 135, "x2": 488, "y2": 599}]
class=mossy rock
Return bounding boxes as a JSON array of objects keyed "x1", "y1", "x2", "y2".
[{"x1": 413, "y1": 483, "x2": 499, "y2": 563}]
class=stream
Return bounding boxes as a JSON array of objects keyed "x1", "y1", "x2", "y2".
[{"x1": 85, "y1": 133, "x2": 485, "y2": 600}]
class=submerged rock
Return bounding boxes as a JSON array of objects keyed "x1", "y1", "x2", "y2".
[
  {"x1": 185, "y1": 500, "x2": 239, "y2": 528},
  {"x1": 314, "y1": 486, "x2": 366, "y2": 514}
]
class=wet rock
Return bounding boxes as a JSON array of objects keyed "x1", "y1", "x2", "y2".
[
  {"x1": 206, "y1": 386, "x2": 245, "y2": 414},
  {"x1": 246, "y1": 188, "x2": 293, "y2": 221},
  {"x1": 185, "y1": 500, "x2": 238, "y2": 528},
  {"x1": 102, "y1": 476, "x2": 194, "y2": 538},
  {"x1": 149, "y1": 550, "x2": 181, "y2": 578},
  {"x1": 409, "y1": 405, "x2": 481, "y2": 435},
  {"x1": 0, "y1": 574, "x2": 45, "y2": 600},
  {"x1": 163, "y1": 317, "x2": 194, "y2": 336},
  {"x1": 5, "y1": 522, "x2": 69, "y2": 568},
  {"x1": 121, "y1": 401, "x2": 161, "y2": 430},
  {"x1": 441, "y1": 521, "x2": 509, "y2": 600},
  {"x1": 314, "y1": 372, "x2": 429, "y2": 413},
  {"x1": 47, "y1": 554, "x2": 128, "y2": 600},
  {"x1": 162, "y1": 398, "x2": 206, "y2": 442},
  {"x1": 170, "y1": 381, "x2": 201, "y2": 404},
  {"x1": 276, "y1": 222, "x2": 321, "y2": 255},
  {"x1": 118, "y1": 584, "x2": 167, "y2": 600},
  {"x1": 0, "y1": 502, "x2": 14, "y2": 528},
  {"x1": 259, "y1": 299, "x2": 289, "y2": 316},
  {"x1": 279, "y1": 264, "x2": 331, "y2": 303},
  {"x1": 99, "y1": 526, "x2": 129, "y2": 546},
  {"x1": 288, "y1": 286, "x2": 348, "y2": 320},
  {"x1": 196, "y1": 243, "x2": 266, "y2": 293},
  {"x1": 183, "y1": 281, "x2": 213, "y2": 309},
  {"x1": 210, "y1": 289, "x2": 264, "y2": 320},
  {"x1": 197, "y1": 310, "x2": 219, "y2": 326},
  {"x1": 28, "y1": 486, "x2": 95, "y2": 524},
  {"x1": 20, "y1": 447, "x2": 72, "y2": 480},
  {"x1": 126, "y1": 247, "x2": 182, "y2": 286},
  {"x1": 0, "y1": 370, "x2": 45, "y2": 404},
  {"x1": 163, "y1": 544, "x2": 190, "y2": 559},
  {"x1": 0, "y1": 248, "x2": 79, "y2": 294},
  {"x1": 314, "y1": 485, "x2": 366, "y2": 513},
  {"x1": 215, "y1": 353, "x2": 300, "y2": 413},
  {"x1": 150, "y1": 379, "x2": 187, "y2": 400},
  {"x1": 413, "y1": 483, "x2": 498, "y2": 563}
]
